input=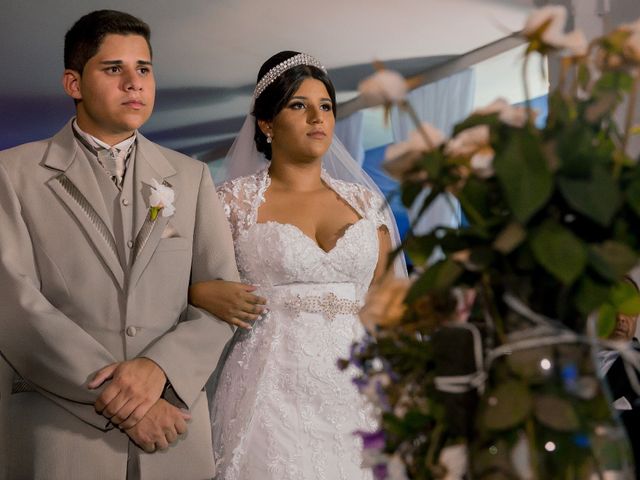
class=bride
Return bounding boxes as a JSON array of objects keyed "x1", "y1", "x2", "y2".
[{"x1": 190, "y1": 51, "x2": 406, "y2": 480}]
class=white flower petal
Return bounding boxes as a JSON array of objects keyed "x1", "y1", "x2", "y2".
[
  {"x1": 624, "y1": 31, "x2": 640, "y2": 62},
  {"x1": 439, "y1": 444, "x2": 468, "y2": 480},
  {"x1": 473, "y1": 97, "x2": 509, "y2": 116},
  {"x1": 559, "y1": 30, "x2": 589, "y2": 57},
  {"x1": 149, "y1": 178, "x2": 176, "y2": 217},
  {"x1": 511, "y1": 434, "x2": 534, "y2": 480},
  {"x1": 358, "y1": 70, "x2": 408, "y2": 107},
  {"x1": 620, "y1": 18, "x2": 640, "y2": 33},
  {"x1": 383, "y1": 122, "x2": 445, "y2": 180},
  {"x1": 446, "y1": 125, "x2": 490, "y2": 157},
  {"x1": 499, "y1": 105, "x2": 528, "y2": 128},
  {"x1": 470, "y1": 148, "x2": 495, "y2": 179},
  {"x1": 387, "y1": 454, "x2": 409, "y2": 480},
  {"x1": 523, "y1": 6, "x2": 567, "y2": 38}
]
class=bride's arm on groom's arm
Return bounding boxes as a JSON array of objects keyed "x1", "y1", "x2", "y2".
[
  {"x1": 0, "y1": 163, "x2": 118, "y2": 431},
  {"x1": 189, "y1": 280, "x2": 266, "y2": 330}
]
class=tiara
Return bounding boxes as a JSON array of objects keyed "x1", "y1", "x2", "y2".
[{"x1": 253, "y1": 53, "x2": 327, "y2": 99}]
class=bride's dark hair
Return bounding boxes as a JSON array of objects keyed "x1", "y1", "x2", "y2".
[{"x1": 253, "y1": 50, "x2": 336, "y2": 160}]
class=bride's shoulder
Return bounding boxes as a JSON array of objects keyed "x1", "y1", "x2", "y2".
[
  {"x1": 326, "y1": 177, "x2": 384, "y2": 209},
  {"x1": 217, "y1": 169, "x2": 267, "y2": 202}
]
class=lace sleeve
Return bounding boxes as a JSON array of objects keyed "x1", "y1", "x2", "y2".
[
  {"x1": 216, "y1": 172, "x2": 266, "y2": 242},
  {"x1": 355, "y1": 184, "x2": 390, "y2": 231},
  {"x1": 325, "y1": 176, "x2": 390, "y2": 231},
  {"x1": 216, "y1": 182, "x2": 240, "y2": 241}
]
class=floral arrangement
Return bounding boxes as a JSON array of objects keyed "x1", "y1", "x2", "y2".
[{"x1": 343, "y1": 6, "x2": 640, "y2": 479}]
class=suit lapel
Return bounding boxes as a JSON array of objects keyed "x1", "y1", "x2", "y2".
[
  {"x1": 45, "y1": 123, "x2": 125, "y2": 289},
  {"x1": 129, "y1": 134, "x2": 177, "y2": 289}
]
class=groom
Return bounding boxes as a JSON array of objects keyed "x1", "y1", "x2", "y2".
[{"x1": 0, "y1": 10, "x2": 237, "y2": 479}]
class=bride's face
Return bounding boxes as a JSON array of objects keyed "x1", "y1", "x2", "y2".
[{"x1": 267, "y1": 78, "x2": 335, "y2": 162}]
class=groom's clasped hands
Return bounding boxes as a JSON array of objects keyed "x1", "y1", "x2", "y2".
[{"x1": 87, "y1": 357, "x2": 190, "y2": 452}]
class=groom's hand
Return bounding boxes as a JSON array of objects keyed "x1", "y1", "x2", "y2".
[
  {"x1": 125, "y1": 399, "x2": 191, "y2": 453},
  {"x1": 88, "y1": 357, "x2": 167, "y2": 428}
]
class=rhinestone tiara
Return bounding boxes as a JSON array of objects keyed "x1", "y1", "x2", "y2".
[{"x1": 253, "y1": 53, "x2": 327, "y2": 99}]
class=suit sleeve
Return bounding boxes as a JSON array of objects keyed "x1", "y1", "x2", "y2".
[
  {"x1": 0, "y1": 163, "x2": 116, "y2": 430},
  {"x1": 141, "y1": 163, "x2": 239, "y2": 407}
]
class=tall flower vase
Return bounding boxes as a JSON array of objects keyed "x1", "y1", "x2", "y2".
[{"x1": 470, "y1": 337, "x2": 634, "y2": 479}]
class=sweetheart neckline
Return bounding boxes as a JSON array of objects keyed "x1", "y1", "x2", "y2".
[{"x1": 253, "y1": 218, "x2": 371, "y2": 255}]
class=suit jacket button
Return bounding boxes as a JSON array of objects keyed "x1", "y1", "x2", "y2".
[
  {"x1": 122, "y1": 198, "x2": 130, "y2": 206},
  {"x1": 127, "y1": 240, "x2": 134, "y2": 249},
  {"x1": 126, "y1": 326, "x2": 138, "y2": 337}
]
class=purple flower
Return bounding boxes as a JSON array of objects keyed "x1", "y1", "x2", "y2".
[
  {"x1": 373, "y1": 463, "x2": 388, "y2": 480},
  {"x1": 356, "y1": 430, "x2": 386, "y2": 450},
  {"x1": 352, "y1": 377, "x2": 368, "y2": 390}
]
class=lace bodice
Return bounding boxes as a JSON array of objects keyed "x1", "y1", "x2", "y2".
[{"x1": 216, "y1": 167, "x2": 388, "y2": 298}]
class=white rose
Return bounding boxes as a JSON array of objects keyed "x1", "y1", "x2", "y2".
[
  {"x1": 473, "y1": 97, "x2": 509, "y2": 116},
  {"x1": 387, "y1": 454, "x2": 409, "y2": 480},
  {"x1": 499, "y1": 104, "x2": 529, "y2": 128},
  {"x1": 523, "y1": 6, "x2": 587, "y2": 57},
  {"x1": 445, "y1": 125, "x2": 490, "y2": 157},
  {"x1": 439, "y1": 444, "x2": 468, "y2": 480},
  {"x1": 620, "y1": 18, "x2": 640, "y2": 34},
  {"x1": 149, "y1": 179, "x2": 175, "y2": 217},
  {"x1": 470, "y1": 147, "x2": 495, "y2": 179},
  {"x1": 358, "y1": 70, "x2": 408, "y2": 107},
  {"x1": 383, "y1": 122, "x2": 445, "y2": 180},
  {"x1": 473, "y1": 98, "x2": 530, "y2": 128},
  {"x1": 557, "y1": 30, "x2": 589, "y2": 57},
  {"x1": 511, "y1": 434, "x2": 534, "y2": 480},
  {"x1": 523, "y1": 6, "x2": 567, "y2": 42},
  {"x1": 624, "y1": 31, "x2": 640, "y2": 62}
]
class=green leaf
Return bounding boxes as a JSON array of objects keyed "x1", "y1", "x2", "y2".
[
  {"x1": 401, "y1": 181, "x2": 424, "y2": 209},
  {"x1": 406, "y1": 259, "x2": 463, "y2": 303},
  {"x1": 493, "y1": 222, "x2": 527, "y2": 254},
  {"x1": 575, "y1": 276, "x2": 611, "y2": 315},
  {"x1": 460, "y1": 176, "x2": 491, "y2": 219},
  {"x1": 404, "y1": 234, "x2": 439, "y2": 266},
  {"x1": 420, "y1": 150, "x2": 444, "y2": 179},
  {"x1": 594, "y1": 71, "x2": 633, "y2": 94},
  {"x1": 610, "y1": 282, "x2": 640, "y2": 316},
  {"x1": 482, "y1": 381, "x2": 532, "y2": 430},
  {"x1": 577, "y1": 63, "x2": 590, "y2": 90},
  {"x1": 494, "y1": 129, "x2": 552, "y2": 223},
  {"x1": 533, "y1": 394, "x2": 580, "y2": 431},
  {"x1": 530, "y1": 221, "x2": 587, "y2": 285},
  {"x1": 597, "y1": 303, "x2": 617, "y2": 338},
  {"x1": 558, "y1": 166, "x2": 622, "y2": 227},
  {"x1": 587, "y1": 241, "x2": 638, "y2": 281},
  {"x1": 506, "y1": 346, "x2": 553, "y2": 380},
  {"x1": 626, "y1": 177, "x2": 640, "y2": 218}
]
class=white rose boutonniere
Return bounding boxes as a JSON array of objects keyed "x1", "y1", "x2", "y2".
[{"x1": 148, "y1": 179, "x2": 175, "y2": 221}]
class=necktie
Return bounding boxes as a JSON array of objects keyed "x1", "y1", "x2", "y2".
[{"x1": 98, "y1": 148, "x2": 127, "y2": 189}]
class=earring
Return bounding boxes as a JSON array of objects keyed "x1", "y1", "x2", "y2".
[{"x1": 266, "y1": 133, "x2": 272, "y2": 144}]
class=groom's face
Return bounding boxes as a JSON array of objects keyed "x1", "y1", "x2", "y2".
[{"x1": 65, "y1": 33, "x2": 155, "y2": 145}]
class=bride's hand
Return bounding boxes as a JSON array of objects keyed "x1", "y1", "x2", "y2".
[{"x1": 189, "y1": 280, "x2": 267, "y2": 330}]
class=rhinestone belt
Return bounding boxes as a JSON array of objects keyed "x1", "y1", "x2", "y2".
[{"x1": 282, "y1": 291, "x2": 361, "y2": 321}]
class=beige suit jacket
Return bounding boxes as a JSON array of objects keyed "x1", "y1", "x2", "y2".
[{"x1": 0, "y1": 122, "x2": 238, "y2": 479}]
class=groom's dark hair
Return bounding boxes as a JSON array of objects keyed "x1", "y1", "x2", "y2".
[{"x1": 64, "y1": 10, "x2": 152, "y2": 74}]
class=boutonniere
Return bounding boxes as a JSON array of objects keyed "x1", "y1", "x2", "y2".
[{"x1": 148, "y1": 179, "x2": 175, "y2": 221}]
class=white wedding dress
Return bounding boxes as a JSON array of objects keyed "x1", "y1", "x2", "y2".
[{"x1": 210, "y1": 167, "x2": 384, "y2": 480}]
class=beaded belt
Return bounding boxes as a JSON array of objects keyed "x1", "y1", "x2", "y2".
[{"x1": 282, "y1": 291, "x2": 361, "y2": 321}]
